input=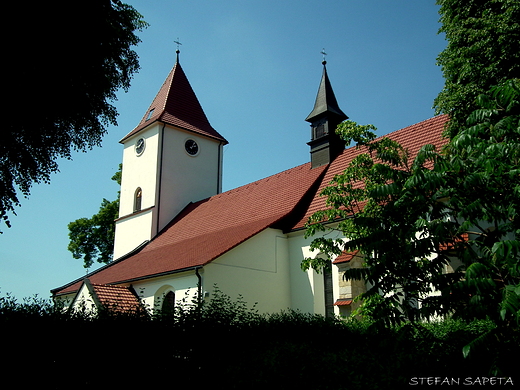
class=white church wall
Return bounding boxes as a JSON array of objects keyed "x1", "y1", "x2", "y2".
[
  {"x1": 53, "y1": 292, "x2": 76, "y2": 312},
  {"x1": 157, "y1": 125, "x2": 224, "y2": 232},
  {"x1": 114, "y1": 124, "x2": 161, "y2": 258},
  {"x1": 113, "y1": 209, "x2": 154, "y2": 260},
  {"x1": 287, "y1": 230, "x2": 348, "y2": 316},
  {"x1": 131, "y1": 271, "x2": 200, "y2": 313},
  {"x1": 118, "y1": 124, "x2": 161, "y2": 217},
  {"x1": 71, "y1": 283, "x2": 98, "y2": 315},
  {"x1": 204, "y1": 228, "x2": 292, "y2": 314},
  {"x1": 287, "y1": 231, "x2": 325, "y2": 315}
]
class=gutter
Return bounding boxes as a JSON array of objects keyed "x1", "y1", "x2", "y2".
[
  {"x1": 217, "y1": 141, "x2": 223, "y2": 194},
  {"x1": 195, "y1": 267, "x2": 203, "y2": 305}
]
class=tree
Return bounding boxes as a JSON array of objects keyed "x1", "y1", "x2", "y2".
[
  {"x1": 68, "y1": 165, "x2": 121, "y2": 269},
  {"x1": 303, "y1": 81, "x2": 520, "y2": 334},
  {"x1": 1, "y1": 1, "x2": 147, "y2": 230},
  {"x1": 434, "y1": 0, "x2": 520, "y2": 136},
  {"x1": 303, "y1": 120, "x2": 461, "y2": 325}
]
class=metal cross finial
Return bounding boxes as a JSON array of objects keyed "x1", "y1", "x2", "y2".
[
  {"x1": 174, "y1": 38, "x2": 182, "y2": 62},
  {"x1": 321, "y1": 48, "x2": 327, "y2": 65}
]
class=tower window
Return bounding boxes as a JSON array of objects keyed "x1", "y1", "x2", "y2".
[
  {"x1": 134, "y1": 187, "x2": 142, "y2": 212},
  {"x1": 146, "y1": 108, "x2": 155, "y2": 121},
  {"x1": 312, "y1": 120, "x2": 327, "y2": 140}
]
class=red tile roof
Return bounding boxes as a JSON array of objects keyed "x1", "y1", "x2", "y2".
[
  {"x1": 333, "y1": 250, "x2": 361, "y2": 264},
  {"x1": 290, "y1": 114, "x2": 449, "y2": 230},
  {"x1": 90, "y1": 283, "x2": 142, "y2": 313},
  {"x1": 53, "y1": 115, "x2": 449, "y2": 296},
  {"x1": 120, "y1": 61, "x2": 228, "y2": 144},
  {"x1": 334, "y1": 299, "x2": 353, "y2": 306}
]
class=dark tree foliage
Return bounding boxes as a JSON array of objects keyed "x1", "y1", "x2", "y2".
[
  {"x1": 68, "y1": 165, "x2": 121, "y2": 268},
  {"x1": 304, "y1": 81, "x2": 520, "y2": 373},
  {"x1": 434, "y1": 0, "x2": 520, "y2": 136},
  {"x1": 1, "y1": 1, "x2": 147, "y2": 229}
]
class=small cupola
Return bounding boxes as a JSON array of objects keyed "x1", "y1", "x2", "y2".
[{"x1": 306, "y1": 59, "x2": 348, "y2": 168}]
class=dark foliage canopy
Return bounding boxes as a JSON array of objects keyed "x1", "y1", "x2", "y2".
[
  {"x1": 304, "y1": 81, "x2": 519, "y2": 330},
  {"x1": 434, "y1": 0, "x2": 520, "y2": 136},
  {"x1": 1, "y1": 1, "x2": 147, "y2": 229}
]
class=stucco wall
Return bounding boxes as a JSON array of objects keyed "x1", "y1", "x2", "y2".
[
  {"x1": 157, "y1": 125, "x2": 223, "y2": 231},
  {"x1": 71, "y1": 283, "x2": 98, "y2": 314},
  {"x1": 288, "y1": 230, "x2": 351, "y2": 317},
  {"x1": 119, "y1": 125, "x2": 161, "y2": 217},
  {"x1": 131, "y1": 271, "x2": 200, "y2": 313},
  {"x1": 204, "y1": 228, "x2": 291, "y2": 313},
  {"x1": 113, "y1": 209, "x2": 154, "y2": 259},
  {"x1": 114, "y1": 124, "x2": 161, "y2": 258}
]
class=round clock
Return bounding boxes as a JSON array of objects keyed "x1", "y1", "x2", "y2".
[
  {"x1": 185, "y1": 139, "x2": 199, "y2": 156},
  {"x1": 135, "y1": 138, "x2": 145, "y2": 155}
]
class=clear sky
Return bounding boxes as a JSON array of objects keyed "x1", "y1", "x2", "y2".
[{"x1": 0, "y1": 0, "x2": 446, "y2": 301}]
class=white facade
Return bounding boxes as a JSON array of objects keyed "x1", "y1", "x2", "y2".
[
  {"x1": 121, "y1": 227, "x2": 350, "y2": 317},
  {"x1": 114, "y1": 122, "x2": 224, "y2": 260}
]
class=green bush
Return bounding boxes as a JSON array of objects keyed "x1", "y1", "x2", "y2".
[{"x1": 0, "y1": 290, "x2": 517, "y2": 389}]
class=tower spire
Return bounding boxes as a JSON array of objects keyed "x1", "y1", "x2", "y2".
[{"x1": 306, "y1": 55, "x2": 348, "y2": 168}]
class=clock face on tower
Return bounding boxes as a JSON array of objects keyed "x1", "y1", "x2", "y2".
[
  {"x1": 135, "y1": 138, "x2": 145, "y2": 155},
  {"x1": 185, "y1": 139, "x2": 199, "y2": 156}
]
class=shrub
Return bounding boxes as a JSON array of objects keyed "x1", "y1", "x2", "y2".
[{"x1": 0, "y1": 289, "x2": 517, "y2": 389}]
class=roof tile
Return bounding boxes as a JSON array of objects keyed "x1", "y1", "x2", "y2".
[{"x1": 89, "y1": 283, "x2": 142, "y2": 313}]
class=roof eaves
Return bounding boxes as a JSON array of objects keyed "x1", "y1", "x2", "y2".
[
  {"x1": 51, "y1": 241, "x2": 150, "y2": 296},
  {"x1": 120, "y1": 119, "x2": 228, "y2": 145},
  {"x1": 99, "y1": 265, "x2": 204, "y2": 286}
]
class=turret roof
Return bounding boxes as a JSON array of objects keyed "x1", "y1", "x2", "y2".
[{"x1": 305, "y1": 62, "x2": 348, "y2": 123}]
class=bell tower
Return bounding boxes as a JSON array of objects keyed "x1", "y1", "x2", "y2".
[
  {"x1": 113, "y1": 50, "x2": 228, "y2": 260},
  {"x1": 306, "y1": 58, "x2": 348, "y2": 168}
]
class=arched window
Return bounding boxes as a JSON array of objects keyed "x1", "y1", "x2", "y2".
[
  {"x1": 134, "y1": 187, "x2": 142, "y2": 212},
  {"x1": 161, "y1": 291, "x2": 175, "y2": 314}
]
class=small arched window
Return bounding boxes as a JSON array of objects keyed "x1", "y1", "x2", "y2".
[
  {"x1": 161, "y1": 291, "x2": 175, "y2": 314},
  {"x1": 134, "y1": 187, "x2": 142, "y2": 212}
]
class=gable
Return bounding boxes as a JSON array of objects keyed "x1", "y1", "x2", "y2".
[{"x1": 69, "y1": 279, "x2": 142, "y2": 313}]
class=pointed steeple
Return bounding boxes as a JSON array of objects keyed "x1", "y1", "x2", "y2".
[
  {"x1": 306, "y1": 59, "x2": 348, "y2": 168},
  {"x1": 120, "y1": 52, "x2": 228, "y2": 144},
  {"x1": 305, "y1": 62, "x2": 347, "y2": 123}
]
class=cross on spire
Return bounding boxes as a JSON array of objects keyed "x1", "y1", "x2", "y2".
[
  {"x1": 174, "y1": 38, "x2": 182, "y2": 52},
  {"x1": 174, "y1": 38, "x2": 182, "y2": 62},
  {"x1": 321, "y1": 48, "x2": 327, "y2": 65}
]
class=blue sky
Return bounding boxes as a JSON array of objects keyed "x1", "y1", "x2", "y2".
[{"x1": 0, "y1": 0, "x2": 446, "y2": 300}]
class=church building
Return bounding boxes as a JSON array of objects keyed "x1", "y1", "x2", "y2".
[{"x1": 52, "y1": 51, "x2": 448, "y2": 317}]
